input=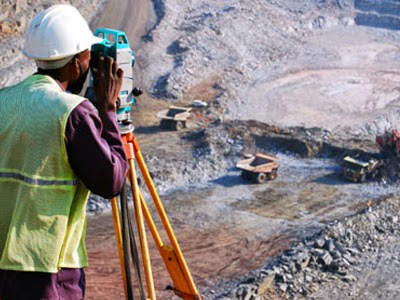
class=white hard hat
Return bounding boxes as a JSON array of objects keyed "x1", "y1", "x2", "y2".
[{"x1": 23, "y1": 4, "x2": 102, "y2": 65}]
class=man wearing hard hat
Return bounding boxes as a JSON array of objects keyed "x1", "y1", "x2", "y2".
[{"x1": 0, "y1": 4, "x2": 129, "y2": 300}]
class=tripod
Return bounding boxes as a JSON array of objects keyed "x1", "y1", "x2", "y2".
[{"x1": 110, "y1": 131, "x2": 202, "y2": 300}]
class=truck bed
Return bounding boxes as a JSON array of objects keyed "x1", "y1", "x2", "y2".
[
  {"x1": 156, "y1": 106, "x2": 191, "y2": 121},
  {"x1": 236, "y1": 153, "x2": 278, "y2": 172}
]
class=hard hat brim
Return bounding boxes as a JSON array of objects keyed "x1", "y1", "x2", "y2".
[{"x1": 24, "y1": 35, "x2": 103, "y2": 61}]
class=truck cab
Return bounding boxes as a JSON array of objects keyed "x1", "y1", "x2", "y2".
[{"x1": 342, "y1": 156, "x2": 382, "y2": 183}]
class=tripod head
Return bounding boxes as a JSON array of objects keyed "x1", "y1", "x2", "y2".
[{"x1": 85, "y1": 28, "x2": 142, "y2": 134}]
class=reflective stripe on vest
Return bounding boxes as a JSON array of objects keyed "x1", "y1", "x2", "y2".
[{"x1": 0, "y1": 170, "x2": 77, "y2": 186}]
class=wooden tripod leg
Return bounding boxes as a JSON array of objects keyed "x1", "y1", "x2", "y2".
[
  {"x1": 111, "y1": 196, "x2": 129, "y2": 300},
  {"x1": 127, "y1": 157, "x2": 156, "y2": 300},
  {"x1": 121, "y1": 132, "x2": 201, "y2": 299},
  {"x1": 134, "y1": 150, "x2": 201, "y2": 299}
]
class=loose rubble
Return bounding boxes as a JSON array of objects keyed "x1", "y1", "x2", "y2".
[{"x1": 205, "y1": 196, "x2": 400, "y2": 299}]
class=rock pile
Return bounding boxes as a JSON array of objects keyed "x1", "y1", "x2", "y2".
[
  {"x1": 206, "y1": 196, "x2": 400, "y2": 299},
  {"x1": 141, "y1": 0, "x2": 355, "y2": 104}
]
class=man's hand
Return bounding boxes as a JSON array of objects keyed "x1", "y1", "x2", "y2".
[{"x1": 91, "y1": 52, "x2": 124, "y2": 113}]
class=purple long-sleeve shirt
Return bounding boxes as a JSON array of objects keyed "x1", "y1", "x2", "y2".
[{"x1": 65, "y1": 100, "x2": 129, "y2": 199}]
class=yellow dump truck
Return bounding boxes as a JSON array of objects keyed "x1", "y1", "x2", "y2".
[
  {"x1": 236, "y1": 153, "x2": 279, "y2": 183},
  {"x1": 156, "y1": 106, "x2": 192, "y2": 131},
  {"x1": 342, "y1": 156, "x2": 382, "y2": 183}
]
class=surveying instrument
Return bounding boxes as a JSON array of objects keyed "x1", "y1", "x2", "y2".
[{"x1": 86, "y1": 28, "x2": 202, "y2": 300}]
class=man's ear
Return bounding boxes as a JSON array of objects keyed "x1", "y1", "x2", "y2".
[{"x1": 67, "y1": 56, "x2": 80, "y2": 77}]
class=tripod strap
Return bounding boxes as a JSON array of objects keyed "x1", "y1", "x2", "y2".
[
  {"x1": 121, "y1": 180, "x2": 146, "y2": 300},
  {"x1": 127, "y1": 202, "x2": 146, "y2": 300},
  {"x1": 120, "y1": 182, "x2": 134, "y2": 300}
]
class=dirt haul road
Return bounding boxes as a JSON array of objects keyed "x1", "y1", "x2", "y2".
[{"x1": 85, "y1": 153, "x2": 400, "y2": 299}]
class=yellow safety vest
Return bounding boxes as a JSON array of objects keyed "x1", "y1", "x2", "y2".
[{"x1": 0, "y1": 74, "x2": 90, "y2": 273}]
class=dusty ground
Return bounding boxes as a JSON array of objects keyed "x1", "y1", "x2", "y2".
[
  {"x1": 2, "y1": 0, "x2": 400, "y2": 300},
  {"x1": 236, "y1": 27, "x2": 400, "y2": 134}
]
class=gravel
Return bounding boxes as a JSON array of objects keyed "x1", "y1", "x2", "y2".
[{"x1": 203, "y1": 196, "x2": 400, "y2": 300}]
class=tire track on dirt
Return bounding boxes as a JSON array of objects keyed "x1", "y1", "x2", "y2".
[
  {"x1": 92, "y1": 0, "x2": 150, "y2": 47},
  {"x1": 86, "y1": 212, "x2": 294, "y2": 299}
]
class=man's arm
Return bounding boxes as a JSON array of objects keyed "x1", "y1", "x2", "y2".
[{"x1": 65, "y1": 100, "x2": 129, "y2": 198}]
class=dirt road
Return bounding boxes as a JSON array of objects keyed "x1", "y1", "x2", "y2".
[
  {"x1": 91, "y1": 0, "x2": 150, "y2": 46},
  {"x1": 85, "y1": 207, "x2": 293, "y2": 300},
  {"x1": 85, "y1": 147, "x2": 400, "y2": 299}
]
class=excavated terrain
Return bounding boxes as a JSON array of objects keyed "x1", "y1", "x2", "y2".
[{"x1": 2, "y1": 0, "x2": 400, "y2": 299}]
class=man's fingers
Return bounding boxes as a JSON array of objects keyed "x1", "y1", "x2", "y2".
[
  {"x1": 94, "y1": 53, "x2": 104, "y2": 70},
  {"x1": 103, "y1": 56, "x2": 114, "y2": 74},
  {"x1": 112, "y1": 60, "x2": 118, "y2": 74},
  {"x1": 116, "y1": 67, "x2": 124, "y2": 79}
]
